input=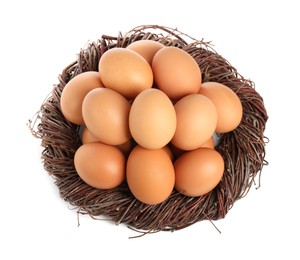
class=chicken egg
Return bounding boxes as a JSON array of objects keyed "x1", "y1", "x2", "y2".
[
  {"x1": 60, "y1": 71, "x2": 104, "y2": 125},
  {"x1": 74, "y1": 142, "x2": 126, "y2": 189},
  {"x1": 152, "y1": 46, "x2": 202, "y2": 100},
  {"x1": 171, "y1": 94, "x2": 217, "y2": 150},
  {"x1": 129, "y1": 88, "x2": 177, "y2": 149},
  {"x1": 199, "y1": 82, "x2": 243, "y2": 133},
  {"x1": 82, "y1": 88, "x2": 131, "y2": 145},
  {"x1": 174, "y1": 148, "x2": 224, "y2": 197},
  {"x1": 126, "y1": 145, "x2": 175, "y2": 204},
  {"x1": 99, "y1": 48, "x2": 153, "y2": 99}
]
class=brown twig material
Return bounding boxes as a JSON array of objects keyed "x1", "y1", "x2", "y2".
[{"x1": 29, "y1": 25, "x2": 268, "y2": 235}]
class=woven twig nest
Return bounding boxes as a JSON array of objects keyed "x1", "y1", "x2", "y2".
[{"x1": 30, "y1": 25, "x2": 268, "y2": 235}]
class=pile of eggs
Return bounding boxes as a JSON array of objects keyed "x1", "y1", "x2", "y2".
[{"x1": 60, "y1": 40, "x2": 243, "y2": 205}]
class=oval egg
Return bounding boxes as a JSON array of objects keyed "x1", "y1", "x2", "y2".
[
  {"x1": 74, "y1": 142, "x2": 126, "y2": 189},
  {"x1": 171, "y1": 94, "x2": 217, "y2": 150},
  {"x1": 126, "y1": 145, "x2": 175, "y2": 204},
  {"x1": 199, "y1": 82, "x2": 243, "y2": 133},
  {"x1": 152, "y1": 46, "x2": 202, "y2": 100},
  {"x1": 99, "y1": 48, "x2": 153, "y2": 99},
  {"x1": 60, "y1": 71, "x2": 104, "y2": 125},
  {"x1": 126, "y1": 40, "x2": 165, "y2": 64},
  {"x1": 82, "y1": 88, "x2": 131, "y2": 145},
  {"x1": 174, "y1": 148, "x2": 224, "y2": 197},
  {"x1": 129, "y1": 88, "x2": 177, "y2": 149}
]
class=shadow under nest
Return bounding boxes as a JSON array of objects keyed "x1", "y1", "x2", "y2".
[{"x1": 30, "y1": 25, "x2": 268, "y2": 236}]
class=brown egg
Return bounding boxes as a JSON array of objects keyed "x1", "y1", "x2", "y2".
[
  {"x1": 129, "y1": 88, "x2": 177, "y2": 149},
  {"x1": 171, "y1": 94, "x2": 217, "y2": 151},
  {"x1": 126, "y1": 40, "x2": 165, "y2": 64},
  {"x1": 74, "y1": 143, "x2": 126, "y2": 189},
  {"x1": 152, "y1": 46, "x2": 202, "y2": 100},
  {"x1": 174, "y1": 148, "x2": 224, "y2": 197},
  {"x1": 99, "y1": 48, "x2": 153, "y2": 99},
  {"x1": 82, "y1": 88, "x2": 131, "y2": 145},
  {"x1": 60, "y1": 71, "x2": 104, "y2": 125},
  {"x1": 199, "y1": 82, "x2": 243, "y2": 133},
  {"x1": 126, "y1": 145, "x2": 175, "y2": 205}
]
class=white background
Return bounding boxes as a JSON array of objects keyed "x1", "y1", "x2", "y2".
[{"x1": 1, "y1": 0, "x2": 299, "y2": 259}]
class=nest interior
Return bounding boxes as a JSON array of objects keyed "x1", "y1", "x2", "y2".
[{"x1": 30, "y1": 25, "x2": 268, "y2": 234}]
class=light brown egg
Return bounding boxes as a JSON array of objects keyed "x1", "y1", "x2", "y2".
[
  {"x1": 99, "y1": 48, "x2": 153, "y2": 99},
  {"x1": 74, "y1": 142, "x2": 126, "y2": 189},
  {"x1": 152, "y1": 46, "x2": 202, "y2": 100},
  {"x1": 82, "y1": 88, "x2": 131, "y2": 145},
  {"x1": 174, "y1": 148, "x2": 224, "y2": 197},
  {"x1": 171, "y1": 94, "x2": 217, "y2": 150},
  {"x1": 129, "y1": 88, "x2": 177, "y2": 149},
  {"x1": 126, "y1": 40, "x2": 165, "y2": 64},
  {"x1": 126, "y1": 145, "x2": 175, "y2": 204},
  {"x1": 199, "y1": 82, "x2": 243, "y2": 133},
  {"x1": 60, "y1": 71, "x2": 104, "y2": 125}
]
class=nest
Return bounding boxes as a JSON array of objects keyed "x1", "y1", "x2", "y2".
[{"x1": 30, "y1": 25, "x2": 268, "y2": 235}]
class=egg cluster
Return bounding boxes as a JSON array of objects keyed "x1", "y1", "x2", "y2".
[{"x1": 60, "y1": 40, "x2": 243, "y2": 205}]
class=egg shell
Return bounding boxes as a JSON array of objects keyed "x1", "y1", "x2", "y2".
[
  {"x1": 152, "y1": 46, "x2": 202, "y2": 100},
  {"x1": 60, "y1": 71, "x2": 104, "y2": 125},
  {"x1": 98, "y1": 48, "x2": 153, "y2": 99},
  {"x1": 74, "y1": 142, "x2": 126, "y2": 189},
  {"x1": 82, "y1": 88, "x2": 131, "y2": 145},
  {"x1": 174, "y1": 148, "x2": 224, "y2": 197},
  {"x1": 171, "y1": 94, "x2": 218, "y2": 150},
  {"x1": 126, "y1": 40, "x2": 165, "y2": 64},
  {"x1": 126, "y1": 145, "x2": 175, "y2": 205},
  {"x1": 199, "y1": 82, "x2": 243, "y2": 133},
  {"x1": 129, "y1": 88, "x2": 177, "y2": 149}
]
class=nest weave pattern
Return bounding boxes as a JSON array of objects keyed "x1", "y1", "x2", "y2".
[{"x1": 31, "y1": 25, "x2": 268, "y2": 234}]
